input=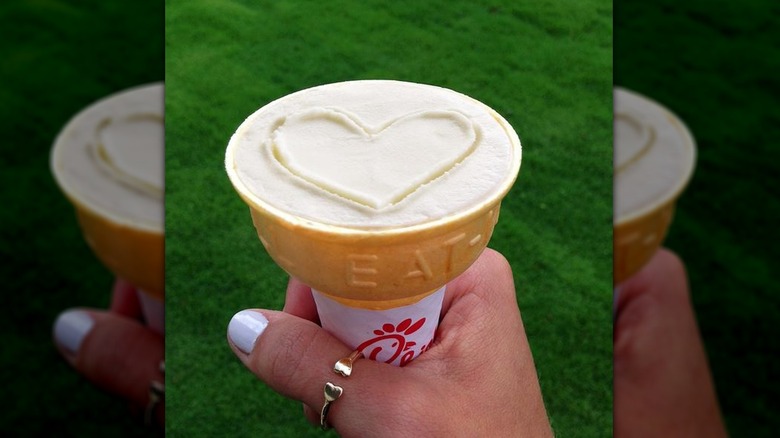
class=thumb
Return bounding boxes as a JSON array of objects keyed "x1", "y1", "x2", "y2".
[
  {"x1": 227, "y1": 309, "x2": 411, "y2": 436},
  {"x1": 53, "y1": 308, "x2": 165, "y2": 425}
]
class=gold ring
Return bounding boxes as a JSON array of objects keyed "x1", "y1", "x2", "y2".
[
  {"x1": 320, "y1": 382, "x2": 343, "y2": 430},
  {"x1": 333, "y1": 350, "x2": 363, "y2": 377},
  {"x1": 144, "y1": 361, "x2": 165, "y2": 426}
]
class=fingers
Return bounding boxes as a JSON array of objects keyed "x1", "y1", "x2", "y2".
[
  {"x1": 614, "y1": 248, "x2": 727, "y2": 437},
  {"x1": 615, "y1": 248, "x2": 695, "y2": 368},
  {"x1": 282, "y1": 277, "x2": 319, "y2": 323},
  {"x1": 440, "y1": 248, "x2": 517, "y2": 317},
  {"x1": 226, "y1": 247, "x2": 552, "y2": 436},
  {"x1": 53, "y1": 308, "x2": 165, "y2": 425},
  {"x1": 434, "y1": 248, "x2": 521, "y2": 361},
  {"x1": 226, "y1": 309, "x2": 409, "y2": 435},
  {"x1": 228, "y1": 250, "x2": 551, "y2": 437},
  {"x1": 429, "y1": 248, "x2": 551, "y2": 435},
  {"x1": 227, "y1": 309, "x2": 357, "y2": 409},
  {"x1": 109, "y1": 278, "x2": 142, "y2": 318}
]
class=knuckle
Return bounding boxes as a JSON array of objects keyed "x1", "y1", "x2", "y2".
[
  {"x1": 266, "y1": 327, "x2": 307, "y2": 390},
  {"x1": 257, "y1": 319, "x2": 331, "y2": 404}
]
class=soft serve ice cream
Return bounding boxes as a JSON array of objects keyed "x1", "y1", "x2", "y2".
[
  {"x1": 226, "y1": 80, "x2": 521, "y2": 365},
  {"x1": 52, "y1": 84, "x2": 163, "y2": 233},
  {"x1": 229, "y1": 80, "x2": 516, "y2": 228}
]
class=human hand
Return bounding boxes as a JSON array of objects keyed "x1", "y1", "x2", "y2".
[
  {"x1": 614, "y1": 248, "x2": 728, "y2": 437},
  {"x1": 227, "y1": 248, "x2": 552, "y2": 437},
  {"x1": 53, "y1": 278, "x2": 165, "y2": 426}
]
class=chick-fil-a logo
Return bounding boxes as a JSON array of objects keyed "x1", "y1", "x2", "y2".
[{"x1": 356, "y1": 317, "x2": 432, "y2": 366}]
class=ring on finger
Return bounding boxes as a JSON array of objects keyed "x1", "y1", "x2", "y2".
[
  {"x1": 319, "y1": 349, "x2": 362, "y2": 429},
  {"x1": 333, "y1": 349, "x2": 363, "y2": 377},
  {"x1": 144, "y1": 361, "x2": 165, "y2": 426},
  {"x1": 320, "y1": 382, "x2": 343, "y2": 430}
]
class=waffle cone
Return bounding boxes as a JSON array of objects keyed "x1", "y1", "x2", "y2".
[
  {"x1": 70, "y1": 197, "x2": 164, "y2": 300},
  {"x1": 614, "y1": 200, "x2": 676, "y2": 285},
  {"x1": 242, "y1": 195, "x2": 503, "y2": 310}
]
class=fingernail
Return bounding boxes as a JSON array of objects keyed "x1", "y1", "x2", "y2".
[
  {"x1": 53, "y1": 309, "x2": 94, "y2": 355},
  {"x1": 228, "y1": 310, "x2": 269, "y2": 354}
]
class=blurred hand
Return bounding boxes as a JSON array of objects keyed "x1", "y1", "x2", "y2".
[
  {"x1": 227, "y1": 248, "x2": 552, "y2": 437},
  {"x1": 53, "y1": 278, "x2": 165, "y2": 425},
  {"x1": 614, "y1": 248, "x2": 727, "y2": 437}
]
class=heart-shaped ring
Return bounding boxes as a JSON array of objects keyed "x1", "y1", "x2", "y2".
[
  {"x1": 334, "y1": 350, "x2": 364, "y2": 377},
  {"x1": 320, "y1": 382, "x2": 344, "y2": 430},
  {"x1": 324, "y1": 382, "x2": 343, "y2": 402}
]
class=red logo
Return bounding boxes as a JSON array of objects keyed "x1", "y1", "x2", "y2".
[{"x1": 356, "y1": 317, "x2": 432, "y2": 366}]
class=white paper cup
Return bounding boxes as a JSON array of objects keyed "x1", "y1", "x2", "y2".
[{"x1": 313, "y1": 286, "x2": 444, "y2": 366}]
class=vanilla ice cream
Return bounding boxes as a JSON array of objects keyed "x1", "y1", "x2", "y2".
[
  {"x1": 52, "y1": 83, "x2": 164, "y2": 232},
  {"x1": 227, "y1": 80, "x2": 518, "y2": 230},
  {"x1": 614, "y1": 87, "x2": 695, "y2": 224}
]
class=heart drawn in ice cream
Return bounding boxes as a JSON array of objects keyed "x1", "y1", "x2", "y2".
[
  {"x1": 270, "y1": 107, "x2": 479, "y2": 209},
  {"x1": 93, "y1": 114, "x2": 164, "y2": 198},
  {"x1": 614, "y1": 111, "x2": 656, "y2": 175}
]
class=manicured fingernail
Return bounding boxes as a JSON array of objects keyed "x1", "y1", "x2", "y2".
[
  {"x1": 228, "y1": 310, "x2": 268, "y2": 354},
  {"x1": 53, "y1": 309, "x2": 94, "y2": 354}
]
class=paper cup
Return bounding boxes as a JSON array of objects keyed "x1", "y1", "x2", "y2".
[
  {"x1": 226, "y1": 80, "x2": 521, "y2": 365},
  {"x1": 614, "y1": 87, "x2": 696, "y2": 285},
  {"x1": 51, "y1": 84, "x2": 164, "y2": 324},
  {"x1": 313, "y1": 287, "x2": 444, "y2": 366}
]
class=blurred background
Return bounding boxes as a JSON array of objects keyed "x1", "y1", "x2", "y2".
[
  {"x1": 0, "y1": 1, "x2": 162, "y2": 436},
  {"x1": 165, "y1": 1, "x2": 611, "y2": 437},
  {"x1": 615, "y1": 0, "x2": 779, "y2": 435}
]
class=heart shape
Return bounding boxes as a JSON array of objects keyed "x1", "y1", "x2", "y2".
[
  {"x1": 614, "y1": 111, "x2": 655, "y2": 174},
  {"x1": 324, "y1": 382, "x2": 343, "y2": 402},
  {"x1": 94, "y1": 114, "x2": 164, "y2": 198},
  {"x1": 271, "y1": 107, "x2": 479, "y2": 209},
  {"x1": 333, "y1": 359, "x2": 353, "y2": 377}
]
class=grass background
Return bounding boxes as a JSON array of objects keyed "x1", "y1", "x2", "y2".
[
  {"x1": 165, "y1": 1, "x2": 612, "y2": 437},
  {"x1": 0, "y1": 1, "x2": 163, "y2": 436},
  {"x1": 615, "y1": 0, "x2": 780, "y2": 435}
]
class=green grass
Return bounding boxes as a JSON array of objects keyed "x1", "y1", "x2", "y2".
[
  {"x1": 0, "y1": 1, "x2": 163, "y2": 436},
  {"x1": 165, "y1": 1, "x2": 612, "y2": 436},
  {"x1": 616, "y1": 0, "x2": 780, "y2": 435}
]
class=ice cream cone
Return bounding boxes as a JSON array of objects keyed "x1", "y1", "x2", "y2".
[
  {"x1": 238, "y1": 189, "x2": 504, "y2": 310},
  {"x1": 51, "y1": 83, "x2": 165, "y2": 301},
  {"x1": 614, "y1": 87, "x2": 696, "y2": 285},
  {"x1": 226, "y1": 80, "x2": 521, "y2": 365},
  {"x1": 70, "y1": 199, "x2": 164, "y2": 300}
]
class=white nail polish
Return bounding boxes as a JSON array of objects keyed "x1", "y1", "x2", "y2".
[
  {"x1": 228, "y1": 310, "x2": 268, "y2": 354},
  {"x1": 53, "y1": 309, "x2": 94, "y2": 354}
]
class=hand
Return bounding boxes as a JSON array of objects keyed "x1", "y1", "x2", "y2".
[
  {"x1": 227, "y1": 248, "x2": 553, "y2": 437},
  {"x1": 53, "y1": 278, "x2": 165, "y2": 426},
  {"x1": 614, "y1": 248, "x2": 728, "y2": 437}
]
